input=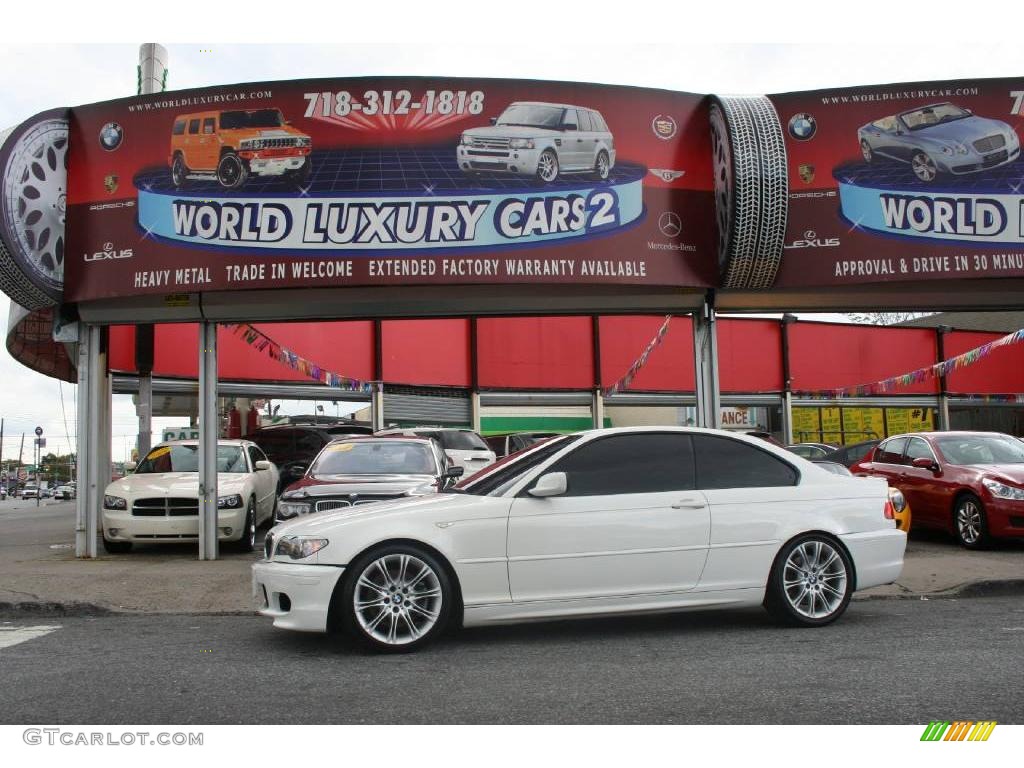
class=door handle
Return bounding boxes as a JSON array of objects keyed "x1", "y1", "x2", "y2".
[{"x1": 671, "y1": 498, "x2": 706, "y2": 509}]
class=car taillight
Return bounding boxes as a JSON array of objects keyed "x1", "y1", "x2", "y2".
[{"x1": 883, "y1": 499, "x2": 895, "y2": 520}]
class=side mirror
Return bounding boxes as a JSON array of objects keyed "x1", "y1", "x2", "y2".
[
  {"x1": 287, "y1": 463, "x2": 308, "y2": 478},
  {"x1": 911, "y1": 457, "x2": 939, "y2": 472},
  {"x1": 445, "y1": 466, "x2": 465, "y2": 479},
  {"x1": 255, "y1": 460, "x2": 272, "y2": 471},
  {"x1": 489, "y1": 117, "x2": 497, "y2": 126},
  {"x1": 529, "y1": 472, "x2": 567, "y2": 498}
]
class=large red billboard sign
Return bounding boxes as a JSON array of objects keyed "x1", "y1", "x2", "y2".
[
  {"x1": 47, "y1": 77, "x2": 715, "y2": 302},
  {"x1": 768, "y1": 77, "x2": 1024, "y2": 287}
]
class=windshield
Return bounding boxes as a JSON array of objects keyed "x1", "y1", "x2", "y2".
[
  {"x1": 901, "y1": 103, "x2": 970, "y2": 130},
  {"x1": 135, "y1": 445, "x2": 249, "y2": 474},
  {"x1": 496, "y1": 104, "x2": 565, "y2": 129},
  {"x1": 219, "y1": 109, "x2": 284, "y2": 129},
  {"x1": 454, "y1": 435, "x2": 578, "y2": 496},
  {"x1": 416, "y1": 430, "x2": 489, "y2": 451},
  {"x1": 934, "y1": 435, "x2": 1024, "y2": 465},
  {"x1": 310, "y1": 441, "x2": 438, "y2": 476}
]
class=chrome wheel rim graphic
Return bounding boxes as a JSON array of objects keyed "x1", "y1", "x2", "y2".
[
  {"x1": 596, "y1": 153, "x2": 609, "y2": 179},
  {"x1": 912, "y1": 152, "x2": 937, "y2": 182},
  {"x1": 860, "y1": 140, "x2": 873, "y2": 162},
  {"x1": 782, "y1": 540, "x2": 847, "y2": 619},
  {"x1": 354, "y1": 554, "x2": 442, "y2": 645},
  {"x1": 956, "y1": 501, "x2": 982, "y2": 544},
  {"x1": 217, "y1": 155, "x2": 243, "y2": 188},
  {"x1": 538, "y1": 151, "x2": 558, "y2": 182},
  {"x1": 2, "y1": 118, "x2": 68, "y2": 294}
]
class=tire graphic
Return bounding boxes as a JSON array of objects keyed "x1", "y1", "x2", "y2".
[
  {"x1": 709, "y1": 96, "x2": 788, "y2": 290},
  {"x1": 0, "y1": 111, "x2": 70, "y2": 309}
]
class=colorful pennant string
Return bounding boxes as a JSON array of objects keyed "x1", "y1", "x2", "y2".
[
  {"x1": 605, "y1": 316, "x2": 673, "y2": 396},
  {"x1": 793, "y1": 328, "x2": 1024, "y2": 398},
  {"x1": 227, "y1": 323, "x2": 375, "y2": 393}
]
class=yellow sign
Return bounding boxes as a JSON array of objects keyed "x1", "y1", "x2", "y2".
[
  {"x1": 820, "y1": 407, "x2": 843, "y2": 443},
  {"x1": 327, "y1": 443, "x2": 355, "y2": 452},
  {"x1": 792, "y1": 408, "x2": 820, "y2": 441}
]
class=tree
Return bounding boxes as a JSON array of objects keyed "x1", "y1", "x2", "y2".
[{"x1": 845, "y1": 312, "x2": 935, "y2": 326}]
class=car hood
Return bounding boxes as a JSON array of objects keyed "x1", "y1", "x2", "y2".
[
  {"x1": 968, "y1": 464, "x2": 1024, "y2": 483},
  {"x1": 219, "y1": 126, "x2": 310, "y2": 140},
  {"x1": 465, "y1": 125, "x2": 561, "y2": 139},
  {"x1": 105, "y1": 472, "x2": 249, "y2": 496},
  {"x1": 914, "y1": 116, "x2": 1011, "y2": 143},
  {"x1": 271, "y1": 491, "x2": 484, "y2": 536},
  {"x1": 283, "y1": 474, "x2": 436, "y2": 498}
]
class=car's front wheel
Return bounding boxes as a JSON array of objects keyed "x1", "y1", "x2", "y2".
[
  {"x1": 536, "y1": 149, "x2": 559, "y2": 183},
  {"x1": 764, "y1": 534, "x2": 853, "y2": 626},
  {"x1": 953, "y1": 493, "x2": 990, "y2": 549},
  {"x1": 171, "y1": 154, "x2": 188, "y2": 187},
  {"x1": 231, "y1": 500, "x2": 257, "y2": 552},
  {"x1": 860, "y1": 140, "x2": 873, "y2": 163},
  {"x1": 911, "y1": 151, "x2": 938, "y2": 182},
  {"x1": 593, "y1": 150, "x2": 610, "y2": 181},
  {"x1": 217, "y1": 152, "x2": 249, "y2": 189},
  {"x1": 338, "y1": 544, "x2": 454, "y2": 653}
]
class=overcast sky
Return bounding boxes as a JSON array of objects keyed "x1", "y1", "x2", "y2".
[{"x1": 1, "y1": 33, "x2": 1021, "y2": 462}]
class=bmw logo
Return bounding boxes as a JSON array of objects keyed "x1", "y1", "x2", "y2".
[
  {"x1": 99, "y1": 122, "x2": 124, "y2": 151},
  {"x1": 787, "y1": 113, "x2": 817, "y2": 141}
]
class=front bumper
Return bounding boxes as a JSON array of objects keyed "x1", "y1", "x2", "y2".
[
  {"x1": 252, "y1": 560, "x2": 345, "y2": 632},
  {"x1": 983, "y1": 497, "x2": 1024, "y2": 538},
  {"x1": 942, "y1": 143, "x2": 1020, "y2": 174},
  {"x1": 456, "y1": 144, "x2": 541, "y2": 175},
  {"x1": 841, "y1": 528, "x2": 906, "y2": 590},
  {"x1": 244, "y1": 155, "x2": 307, "y2": 177},
  {"x1": 102, "y1": 507, "x2": 246, "y2": 543}
]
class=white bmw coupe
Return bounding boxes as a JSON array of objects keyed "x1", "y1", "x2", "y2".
[
  {"x1": 102, "y1": 440, "x2": 279, "y2": 553},
  {"x1": 254, "y1": 427, "x2": 905, "y2": 652}
]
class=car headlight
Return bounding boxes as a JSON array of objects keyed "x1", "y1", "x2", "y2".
[
  {"x1": 217, "y1": 494, "x2": 244, "y2": 509},
  {"x1": 982, "y1": 478, "x2": 1024, "y2": 501},
  {"x1": 277, "y1": 500, "x2": 312, "y2": 519},
  {"x1": 462, "y1": 134, "x2": 475, "y2": 146},
  {"x1": 103, "y1": 495, "x2": 127, "y2": 510},
  {"x1": 887, "y1": 488, "x2": 907, "y2": 513},
  {"x1": 242, "y1": 139, "x2": 264, "y2": 150},
  {"x1": 297, "y1": 137, "x2": 311, "y2": 147},
  {"x1": 509, "y1": 138, "x2": 535, "y2": 150},
  {"x1": 941, "y1": 143, "x2": 969, "y2": 155},
  {"x1": 275, "y1": 535, "x2": 329, "y2": 560}
]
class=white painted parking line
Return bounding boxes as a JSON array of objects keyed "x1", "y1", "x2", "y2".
[{"x1": 0, "y1": 625, "x2": 61, "y2": 649}]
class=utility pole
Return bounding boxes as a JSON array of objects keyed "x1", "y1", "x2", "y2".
[{"x1": 18, "y1": 433, "x2": 24, "y2": 493}]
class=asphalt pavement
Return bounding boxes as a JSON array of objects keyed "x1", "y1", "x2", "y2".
[{"x1": 0, "y1": 596, "x2": 1021, "y2": 724}]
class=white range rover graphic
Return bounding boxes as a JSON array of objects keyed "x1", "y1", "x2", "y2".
[{"x1": 457, "y1": 101, "x2": 616, "y2": 184}]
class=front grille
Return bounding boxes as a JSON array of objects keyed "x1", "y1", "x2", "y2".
[
  {"x1": 257, "y1": 137, "x2": 300, "y2": 149},
  {"x1": 313, "y1": 494, "x2": 405, "y2": 513},
  {"x1": 973, "y1": 134, "x2": 1005, "y2": 152},
  {"x1": 467, "y1": 149, "x2": 510, "y2": 157},
  {"x1": 131, "y1": 497, "x2": 200, "y2": 517},
  {"x1": 471, "y1": 137, "x2": 511, "y2": 150},
  {"x1": 135, "y1": 534, "x2": 198, "y2": 539},
  {"x1": 982, "y1": 149, "x2": 1008, "y2": 167},
  {"x1": 314, "y1": 499, "x2": 350, "y2": 513}
]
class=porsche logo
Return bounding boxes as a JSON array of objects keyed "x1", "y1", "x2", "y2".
[
  {"x1": 103, "y1": 174, "x2": 119, "y2": 194},
  {"x1": 798, "y1": 164, "x2": 815, "y2": 184}
]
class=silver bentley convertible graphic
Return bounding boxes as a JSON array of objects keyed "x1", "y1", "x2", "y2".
[{"x1": 857, "y1": 102, "x2": 1020, "y2": 182}]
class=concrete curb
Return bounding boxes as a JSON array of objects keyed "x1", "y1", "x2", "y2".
[{"x1": 856, "y1": 578, "x2": 1024, "y2": 601}]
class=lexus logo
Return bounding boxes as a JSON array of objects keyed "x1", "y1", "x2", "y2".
[{"x1": 84, "y1": 242, "x2": 133, "y2": 262}]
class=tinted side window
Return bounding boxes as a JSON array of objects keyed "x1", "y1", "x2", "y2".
[
  {"x1": 172, "y1": 120, "x2": 186, "y2": 135},
  {"x1": 592, "y1": 112, "x2": 608, "y2": 131},
  {"x1": 693, "y1": 435, "x2": 798, "y2": 489},
  {"x1": 203, "y1": 117, "x2": 215, "y2": 134},
  {"x1": 875, "y1": 437, "x2": 908, "y2": 464},
  {"x1": 563, "y1": 109, "x2": 580, "y2": 130},
  {"x1": 188, "y1": 119, "x2": 200, "y2": 134},
  {"x1": 252, "y1": 430, "x2": 294, "y2": 462},
  {"x1": 295, "y1": 430, "x2": 328, "y2": 459},
  {"x1": 546, "y1": 433, "x2": 695, "y2": 496},
  {"x1": 905, "y1": 438, "x2": 934, "y2": 462},
  {"x1": 577, "y1": 110, "x2": 593, "y2": 132}
]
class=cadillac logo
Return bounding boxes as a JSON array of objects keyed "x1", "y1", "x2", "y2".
[
  {"x1": 651, "y1": 114, "x2": 678, "y2": 141},
  {"x1": 104, "y1": 174, "x2": 119, "y2": 194}
]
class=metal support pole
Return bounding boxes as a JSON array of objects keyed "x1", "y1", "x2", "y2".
[
  {"x1": 198, "y1": 322, "x2": 219, "y2": 561},
  {"x1": 692, "y1": 295, "x2": 721, "y2": 429},
  {"x1": 75, "y1": 324, "x2": 104, "y2": 558},
  {"x1": 936, "y1": 325, "x2": 951, "y2": 432},
  {"x1": 592, "y1": 388, "x2": 605, "y2": 429},
  {"x1": 372, "y1": 382, "x2": 385, "y2": 432},
  {"x1": 781, "y1": 314, "x2": 796, "y2": 444},
  {"x1": 470, "y1": 392, "x2": 481, "y2": 432}
]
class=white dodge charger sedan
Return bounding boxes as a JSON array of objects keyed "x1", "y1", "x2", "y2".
[
  {"x1": 102, "y1": 440, "x2": 279, "y2": 553},
  {"x1": 254, "y1": 427, "x2": 905, "y2": 652}
]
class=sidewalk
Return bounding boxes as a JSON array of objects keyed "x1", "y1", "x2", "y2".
[{"x1": 0, "y1": 511, "x2": 1021, "y2": 615}]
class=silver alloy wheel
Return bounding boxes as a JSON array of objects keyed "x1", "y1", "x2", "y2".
[
  {"x1": 354, "y1": 554, "x2": 443, "y2": 645},
  {"x1": 537, "y1": 151, "x2": 558, "y2": 182},
  {"x1": 782, "y1": 540, "x2": 848, "y2": 619},
  {"x1": 596, "y1": 152, "x2": 609, "y2": 180},
  {"x1": 911, "y1": 152, "x2": 937, "y2": 182},
  {"x1": 860, "y1": 140, "x2": 873, "y2": 162},
  {"x1": 245, "y1": 502, "x2": 256, "y2": 548},
  {"x1": 956, "y1": 501, "x2": 983, "y2": 544}
]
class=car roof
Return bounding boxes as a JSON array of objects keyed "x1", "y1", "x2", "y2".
[
  {"x1": 152, "y1": 439, "x2": 254, "y2": 447},
  {"x1": 328, "y1": 435, "x2": 435, "y2": 445},
  {"x1": 509, "y1": 101, "x2": 599, "y2": 112}
]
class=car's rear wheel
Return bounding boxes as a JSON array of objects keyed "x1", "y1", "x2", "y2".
[
  {"x1": 339, "y1": 544, "x2": 453, "y2": 653},
  {"x1": 953, "y1": 494, "x2": 990, "y2": 549},
  {"x1": 764, "y1": 534, "x2": 852, "y2": 627},
  {"x1": 593, "y1": 150, "x2": 610, "y2": 181},
  {"x1": 911, "y1": 151, "x2": 938, "y2": 182},
  {"x1": 102, "y1": 537, "x2": 132, "y2": 554},
  {"x1": 860, "y1": 140, "x2": 873, "y2": 163},
  {"x1": 171, "y1": 154, "x2": 188, "y2": 187},
  {"x1": 536, "y1": 150, "x2": 559, "y2": 183},
  {"x1": 217, "y1": 152, "x2": 248, "y2": 189}
]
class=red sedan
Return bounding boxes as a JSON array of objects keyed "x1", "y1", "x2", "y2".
[{"x1": 851, "y1": 431, "x2": 1024, "y2": 548}]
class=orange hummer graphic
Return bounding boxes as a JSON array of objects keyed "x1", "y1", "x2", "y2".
[{"x1": 168, "y1": 108, "x2": 312, "y2": 189}]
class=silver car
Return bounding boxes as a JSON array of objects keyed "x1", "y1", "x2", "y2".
[
  {"x1": 857, "y1": 102, "x2": 1021, "y2": 182},
  {"x1": 457, "y1": 101, "x2": 616, "y2": 183}
]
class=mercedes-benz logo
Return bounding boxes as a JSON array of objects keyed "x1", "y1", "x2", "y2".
[{"x1": 658, "y1": 212, "x2": 682, "y2": 238}]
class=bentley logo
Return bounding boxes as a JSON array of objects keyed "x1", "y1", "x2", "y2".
[
  {"x1": 649, "y1": 168, "x2": 686, "y2": 183},
  {"x1": 798, "y1": 164, "x2": 815, "y2": 184},
  {"x1": 104, "y1": 174, "x2": 119, "y2": 194}
]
